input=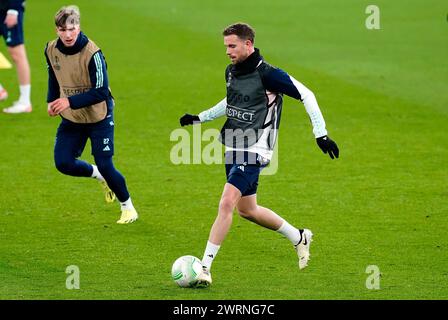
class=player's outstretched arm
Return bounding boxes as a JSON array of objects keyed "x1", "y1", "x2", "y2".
[
  {"x1": 316, "y1": 135, "x2": 339, "y2": 159},
  {"x1": 179, "y1": 97, "x2": 227, "y2": 126}
]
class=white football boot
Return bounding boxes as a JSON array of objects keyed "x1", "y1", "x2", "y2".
[
  {"x1": 195, "y1": 266, "x2": 212, "y2": 288},
  {"x1": 3, "y1": 101, "x2": 32, "y2": 114},
  {"x1": 117, "y1": 208, "x2": 138, "y2": 224},
  {"x1": 295, "y1": 229, "x2": 313, "y2": 269}
]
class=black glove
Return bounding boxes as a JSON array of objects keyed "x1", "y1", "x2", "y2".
[
  {"x1": 316, "y1": 135, "x2": 339, "y2": 159},
  {"x1": 179, "y1": 114, "x2": 200, "y2": 126}
]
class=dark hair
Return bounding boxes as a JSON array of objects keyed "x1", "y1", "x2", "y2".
[
  {"x1": 222, "y1": 23, "x2": 255, "y2": 43},
  {"x1": 55, "y1": 5, "x2": 80, "y2": 28}
]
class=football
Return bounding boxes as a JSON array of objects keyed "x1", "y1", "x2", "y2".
[{"x1": 171, "y1": 255, "x2": 203, "y2": 288}]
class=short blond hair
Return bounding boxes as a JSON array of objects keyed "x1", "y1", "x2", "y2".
[{"x1": 55, "y1": 5, "x2": 80, "y2": 28}]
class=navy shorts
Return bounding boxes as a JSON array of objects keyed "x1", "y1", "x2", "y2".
[
  {"x1": 225, "y1": 151, "x2": 267, "y2": 197},
  {"x1": 55, "y1": 114, "x2": 115, "y2": 158},
  {"x1": 0, "y1": 10, "x2": 25, "y2": 47}
]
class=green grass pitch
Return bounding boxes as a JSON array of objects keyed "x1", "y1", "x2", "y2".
[{"x1": 0, "y1": 0, "x2": 447, "y2": 299}]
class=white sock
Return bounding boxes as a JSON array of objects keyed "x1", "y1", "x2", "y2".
[
  {"x1": 277, "y1": 220, "x2": 302, "y2": 246},
  {"x1": 91, "y1": 165, "x2": 105, "y2": 181},
  {"x1": 202, "y1": 241, "x2": 221, "y2": 271},
  {"x1": 19, "y1": 84, "x2": 31, "y2": 105},
  {"x1": 120, "y1": 197, "x2": 135, "y2": 211}
]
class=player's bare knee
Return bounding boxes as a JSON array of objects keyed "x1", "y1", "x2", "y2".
[
  {"x1": 237, "y1": 207, "x2": 257, "y2": 219},
  {"x1": 7, "y1": 47, "x2": 22, "y2": 62},
  {"x1": 237, "y1": 208, "x2": 250, "y2": 218},
  {"x1": 219, "y1": 197, "x2": 235, "y2": 215}
]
